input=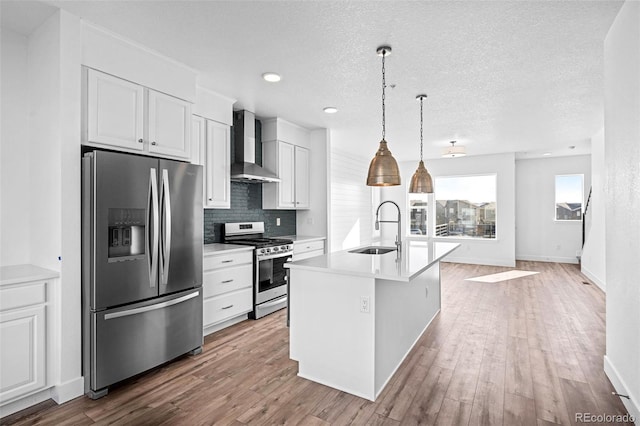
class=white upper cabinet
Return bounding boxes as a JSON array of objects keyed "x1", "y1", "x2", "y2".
[
  {"x1": 191, "y1": 115, "x2": 205, "y2": 166},
  {"x1": 204, "y1": 120, "x2": 231, "y2": 209},
  {"x1": 262, "y1": 141, "x2": 310, "y2": 210},
  {"x1": 84, "y1": 68, "x2": 192, "y2": 160},
  {"x1": 87, "y1": 69, "x2": 144, "y2": 151},
  {"x1": 147, "y1": 90, "x2": 191, "y2": 159},
  {"x1": 294, "y1": 145, "x2": 310, "y2": 209},
  {"x1": 277, "y1": 142, "x2": 296, "y2": 208}
]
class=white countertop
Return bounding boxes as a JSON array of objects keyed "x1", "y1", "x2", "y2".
[
  {"x1": 286, "y1": 241, "x2": 459, "y2": 282},
  {"x1": 0, "y1": 264, "x2": 60, "y2": 286},
  {"x1": 204, "y1": 243, "x2": 254, "y2": 256},
  {"x1": 282, "y1": 235, "x2": 326, "y2": 243}
]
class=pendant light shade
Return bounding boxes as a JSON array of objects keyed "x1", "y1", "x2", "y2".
[
  {"x1": 409, "y1": 94, "x2": 434, "y2": 193},
  {"x1": 367, "y1": 140, "x2": 401, "y2": 186},
  {"x1": 409, "y1": 161, "x2": 433, "y2": 193},
  {"x1": 367, "y1": 46, "x2": 401, "y2": 187}
]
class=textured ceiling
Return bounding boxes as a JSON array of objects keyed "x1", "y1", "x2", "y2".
[{"x1": 3, "y1": 1, "x2": 623, "y2": 160}]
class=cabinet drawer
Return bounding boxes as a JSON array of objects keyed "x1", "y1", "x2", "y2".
[
  {"x1": 203, "y1": 264, "x2": 252, "y2": 298},
  {"x1": 203, "y1": 288, "x2": 252, "y2": 327},
  {"x1": 203, "y1": 251, "x2": 253, "y2": 270},
  {"x1": 294, "y1": 240, "x2": 325, "y2": 255},
  {"x1": 0, "y1": 281, "x2": 46, "y2": 312}
]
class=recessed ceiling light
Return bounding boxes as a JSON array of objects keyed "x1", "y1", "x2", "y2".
[
  {"x1": 323, "y1": 107, "x2": 338, "y2": 114},
  {"x1": 543, "y1": 152, "x2": 552, "y2": 156},
  {"x1": 262, "y1": 72, "x2": 281, "y2": 82}
]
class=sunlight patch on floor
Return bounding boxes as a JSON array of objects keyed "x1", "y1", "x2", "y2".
[{"x1": 465, "y1": 270, "x2": 539, "y2": 283}]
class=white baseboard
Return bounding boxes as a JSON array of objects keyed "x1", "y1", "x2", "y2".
[
  {"x1": 581, "y1": 266, "x2": 606, "y2": 292},
  {"x1": 604, "y1": 355, "x2": 640, "y2": 423},
  {"x1": 51, "y1": 376, "x2": 84, "y2": 404},
  {"x1": 515, "y1": 254, "x2": 579, "y2": 264},
  {"x1": 441, "y1": 256, "x2": 515, "y2": 268},
  {"x1": 203, "y1": 313, "x2": 249, "y2": 337},
  {"x1": 0, "y1": 387, "x2": 53, "y2": 418}
]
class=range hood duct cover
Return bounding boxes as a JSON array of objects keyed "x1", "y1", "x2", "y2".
[{"x1": 231, "y1": 111, "x2": 280, "y2": 183}]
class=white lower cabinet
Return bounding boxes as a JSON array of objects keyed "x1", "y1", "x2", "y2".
[
  {"x1": 0, "y1": 274, "x2": 53, "y2": 407},
  {"x1": 202, "y1": 249, "x2": 253, "y2": 334},
  {"x1": 292, "y1": 239, "x2": 325, "y2": 261}
]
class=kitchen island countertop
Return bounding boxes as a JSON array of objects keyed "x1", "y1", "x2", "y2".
[{"x1": 286, "y1": 240, "x2": 459, "y2": 282}]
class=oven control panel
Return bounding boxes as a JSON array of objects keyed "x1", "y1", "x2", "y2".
[{"x1": 257, "y1": 244, "x2": 293, "y2": 258}]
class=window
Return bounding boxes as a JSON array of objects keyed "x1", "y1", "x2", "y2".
[
  {"x1": 555, "y1": 174, "x2": 583, "y2": 221},
  {"x1": 408, "y1": 193, "x2": 429, "y2": 236},
  {"x1": 435, "y1": 175, "x2": 497, "y2": 239}
]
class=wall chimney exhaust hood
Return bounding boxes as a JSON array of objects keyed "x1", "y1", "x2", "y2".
[{"x1": 231, "y1": 110, "x2": 281, "y2": 183}]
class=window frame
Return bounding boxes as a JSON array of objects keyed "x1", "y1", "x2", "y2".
[
  {"x1": 554, "y1": 174, "x2": 584, "y2": 222},
  {"x1": 432, "y1": 173, "x2": 498, "y2": 240}
]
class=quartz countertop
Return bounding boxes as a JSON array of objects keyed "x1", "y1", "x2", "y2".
[
  {"x1": 282, "y1": 235, "x2": 326, "y2": 243},
  {"x1": 0, "y1": 264, "x2": 60, "y2": 287},
  {"x1": 286, "y1": 241, "x2": 459, "y2": 282},
  {"x1": 204, "y1": 243, "x2": 254, "y2": 256}
]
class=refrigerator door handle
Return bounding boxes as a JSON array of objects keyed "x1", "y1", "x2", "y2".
[
  {"x1": 148, "y1": 168, "x2": 159, "y2": 288},
  {"x1": 104, "y1": 291, "x2": 200, "y2": 320},
  {"x1": 160, "y1": 169, "x2": 172, "y2": 285}
]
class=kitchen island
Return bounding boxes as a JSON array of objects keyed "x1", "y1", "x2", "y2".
[{"x1": 286, "y1": 240, "x2": 459, "y2": 401}]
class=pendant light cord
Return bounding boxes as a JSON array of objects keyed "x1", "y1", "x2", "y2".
[
  {"x1": 419, "y1": 97, "x2": 424, "y2": 161},
  {"x1": 381, "y1": 50, "x2": 386, "y2": 141}
]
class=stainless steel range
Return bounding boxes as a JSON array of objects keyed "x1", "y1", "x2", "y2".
[{"x1": 223, "y1": 222, "x2": 292, "y2": 319}]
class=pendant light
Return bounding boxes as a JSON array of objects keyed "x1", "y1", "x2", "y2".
[
  {"x1": 409, "y1": 94, "x2": 434, "y2": 193},
  {"x1": 366, "y1": 46, "x2": 401, "y2": 186}
]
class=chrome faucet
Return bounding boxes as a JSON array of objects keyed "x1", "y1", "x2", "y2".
[{"x1": 375, "y1": 200, "x2": 402, "y2": 253}]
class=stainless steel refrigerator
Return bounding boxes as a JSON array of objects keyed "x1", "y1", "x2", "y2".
[{"x1": 81, "y1": 150, "x2": 203, "y2": 399}]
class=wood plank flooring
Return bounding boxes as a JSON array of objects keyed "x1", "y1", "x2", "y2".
[{"x1": 2, "y1": 261, "x2": 632, "y2": 425}]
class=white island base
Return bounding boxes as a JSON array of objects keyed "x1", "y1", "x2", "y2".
[{"x1": 288, "y1": 241, "x2": 458, "y2": 401}]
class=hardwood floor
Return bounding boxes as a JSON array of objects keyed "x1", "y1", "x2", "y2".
[{"x1": 2, "y1": 261, "x2": 632, "y2": 425}]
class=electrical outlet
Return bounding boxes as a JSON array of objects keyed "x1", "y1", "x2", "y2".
[
  {"x1": 360, "y1": 296, "x2": 370, "y2": 313},
  {"x1": 276, "y1": 218, "x2": 280, "y2": 226}
]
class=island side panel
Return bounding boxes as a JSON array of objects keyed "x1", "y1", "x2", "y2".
[
  {"x1": 289, "y1": 268, "x2": 376, "y2": 400},
  {"x1": 374, "y1": 261, "x2": 441, "y2": 396}
]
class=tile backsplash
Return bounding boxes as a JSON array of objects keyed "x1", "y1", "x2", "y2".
[{"x1": 204, "y1": 182, "x2": 296, "y2": 243}]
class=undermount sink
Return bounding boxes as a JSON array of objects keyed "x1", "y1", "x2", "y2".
[{"x1": 349, "y1": 246, "x2": 397, "y2": 255}]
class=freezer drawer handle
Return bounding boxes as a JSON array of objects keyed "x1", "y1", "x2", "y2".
[{"x1": 104, "y1": 291, "x2": 199, "y2": 320}]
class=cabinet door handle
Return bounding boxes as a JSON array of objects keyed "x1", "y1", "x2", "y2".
[
  {"x1": 151, "y1": 141, "x2": 157, "y2": 145},
  {"x1": 138, "y1": 138, "x2": 144, "y2": 144},
  {"x1": 221, "y1": 260, "x2": 233, "y2": 264},
  {"x1": 221, "y1": 304, "x2": 234, "y2": 310},
  {"x1": 221, "y1": 279, "x2": 234, "y2": 284},
  {"x1": 208, "y1": 198, "x2": 213, "y2": 201}
]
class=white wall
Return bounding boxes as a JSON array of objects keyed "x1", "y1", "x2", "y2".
[
  {"x1": 27, "y1": 11, "x2": 62, "y2": 272},
  {"x1": 603, "y1": 1, "x2": 640, "y2": 420},
  {"x1": 515, "y1": 155, "x2": 591, "y2": 264},
  {"x1": 383, "y1": 153, "x2": 516, "y2": 267},
  {"x1": 296, "y1": 128, "x2": 328, "y2": 238},
  {"x1": 0, "y1": 28, "x2": 30, "y2": 266},
  {"x1": 328, "y1": 145, "x2": 379, "y2": 252},
  {"x1": 581, "y1": 129, "x2": 606, "y2": 290}
]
